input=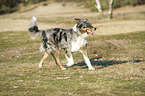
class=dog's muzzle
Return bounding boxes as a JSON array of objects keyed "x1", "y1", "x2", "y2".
[
  {"x1": 87, "y1": 26, "x2": 97, "y2": 35},
  {"x1": 87, "y1": 30, "x2": 94, "y2": 35}
]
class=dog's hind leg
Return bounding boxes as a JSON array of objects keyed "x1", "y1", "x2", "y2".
[
  {"x1": 39, "y1": 52, "x2": 48, "y2": 68},
  {"x1": 80, "y1": 45, "x2": 95, "y2": 70},
  {"x1": 51, "y1": 51, "x2": 66, "y2": 70}
]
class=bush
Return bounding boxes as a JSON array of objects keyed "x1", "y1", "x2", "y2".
[
  {"x1": 83, "y1": 0, "x2": 145, "y2": 12},
  {"x1": 0, "y1": 0, "x2": 21, "y2": 14},
  {"x1": 0, "y1": 0, "x2": 47, "y2": 14},
  {"x1": 28, "y1": 0, "x2": 47, "y2": 4}
]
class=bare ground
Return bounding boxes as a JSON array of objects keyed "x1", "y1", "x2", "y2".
[{"x1": 0, "y1": 3, "x2": 145, "y2": 34}]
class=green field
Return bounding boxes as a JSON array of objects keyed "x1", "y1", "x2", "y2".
[{"x1": 0, "y1": 2, "x2": 145, "y2": 96}]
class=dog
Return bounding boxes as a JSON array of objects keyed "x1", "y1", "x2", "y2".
[{"x1": 28, "y1": 16, "x2": 96, "y2": 70}]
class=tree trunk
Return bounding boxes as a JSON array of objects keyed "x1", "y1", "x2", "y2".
[
  {"x1": 95, "y1": 0, "x2": 103, "y2": 14},
  {"x1": 108, "y1": 0, "x2": 114, "y2": 19}
]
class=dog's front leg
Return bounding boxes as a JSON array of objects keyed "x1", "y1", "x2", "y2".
[
  {"x1": 80, "y1": 45, "x2": 95, "y2": 70},
  {"x1": 51, "y1": 51, "x2": 66, "y2": 70},
  {"x1": 65, "y1": 48, "x2": 74, "y2": 66}
]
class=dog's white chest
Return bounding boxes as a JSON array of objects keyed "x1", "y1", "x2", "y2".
[{"x1": 71, "y1": 33, "x2": 88, "y2": 52}]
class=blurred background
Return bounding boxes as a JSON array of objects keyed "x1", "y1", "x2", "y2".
[
  {"x1": 0, "y1": 0, "x2": 145, "y2": 14},
  {"x1": 0, "y1": 0, "x2": 145, "y2": 96}
]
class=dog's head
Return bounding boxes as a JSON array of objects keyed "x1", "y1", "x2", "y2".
[{"x1": 75, "y1": 18, "x2": 97, "y2": 35}]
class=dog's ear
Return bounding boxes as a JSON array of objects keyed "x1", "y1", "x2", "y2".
[
  {"x1": 74, "y1": 18, "x2": 81, "y2": 23},
  {"x1": 75, "y1": 18, "x2": 80, "y2": 20}
]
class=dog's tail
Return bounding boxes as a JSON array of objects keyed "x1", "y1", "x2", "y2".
[{"x1": 28, "y1": 16, "x2": 42, "y2": 39}]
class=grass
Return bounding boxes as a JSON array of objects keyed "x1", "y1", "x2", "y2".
[
  {"x1": 0, "y1": 60, "x2": 144, "y2": 96},
  {"x1": 0, "y1": 2, "x2": 145, "y2": 96},
  {"x1": 89, "y1": 31, "x2": 145, "y2": 41},
  {"x1": 0, "y1": 30, "x2": 144, "y2": 96}
]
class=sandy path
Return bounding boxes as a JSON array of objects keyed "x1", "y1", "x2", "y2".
[{"x1": 0, "y1": 3, "x2": 144, "y2": 35}]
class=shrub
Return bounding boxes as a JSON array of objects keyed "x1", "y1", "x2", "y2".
[{"x1": 0, "y1": 0, "x2": 21, "y2": 14}]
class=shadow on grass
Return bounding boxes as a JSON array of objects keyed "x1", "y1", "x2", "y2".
[{"x1": 69, "y1": 57, "x2": 145, "y2": 69}]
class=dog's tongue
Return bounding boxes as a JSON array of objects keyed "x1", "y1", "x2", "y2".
[{"x1": 87, "y1": 30, "x2": 94, "y2": 35}]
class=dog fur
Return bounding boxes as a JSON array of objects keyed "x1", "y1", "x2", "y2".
[{"x1": 28, "y1": 16, "x2": 96, "y2": 70}]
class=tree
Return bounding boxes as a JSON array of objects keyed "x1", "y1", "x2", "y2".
[
  {"x1": 95, "y1": 0, "x2": 103, "y2": 15},
  {"x1": 108, "y1": 0, "x2": 114, "y2": 19}
]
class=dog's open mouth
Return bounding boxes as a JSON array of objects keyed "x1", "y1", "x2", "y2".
[{"x1": 87, "y1": 30, "x2": 94, "y2": 35}]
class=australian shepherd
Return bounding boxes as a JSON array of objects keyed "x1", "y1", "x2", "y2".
[{"x1": 28, "y1": 16, "x2": 96, "y2": 70}]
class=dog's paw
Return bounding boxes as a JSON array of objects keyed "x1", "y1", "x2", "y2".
[
  {"x1": 39, "y1": 64, "x2": 42, "y2": 68},
  {"x1": 89, "y1": 67, "x2": 95, "y2": 70},
  {"x1": 61, "y1": 68, "x2": 67, "y2": 70}
]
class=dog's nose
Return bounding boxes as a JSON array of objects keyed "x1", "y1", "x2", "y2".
[{"x1": 94, "y1": 27, "x2": 97, "y2": 31}]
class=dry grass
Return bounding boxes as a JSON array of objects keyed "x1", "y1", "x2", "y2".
[
  {"x1": 0, "y1": 2, "x2": 145, "y2": 96},
  {"x1": 0, "y1": 3, "x2": 144, "y2": 33}
]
